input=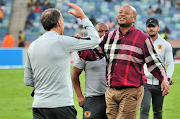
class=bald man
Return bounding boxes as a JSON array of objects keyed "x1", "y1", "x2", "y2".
[
  {"x1": 77, "y1": 5, "x2": 169, "y2": 119},
  {"x1": 71, "y1": 23, "x2": 109, "y2": 119}
]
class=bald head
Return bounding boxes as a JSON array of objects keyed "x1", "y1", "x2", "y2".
[
  {"x1": 121, "y1": 5, "x2": 137, "y2": 17},
  {"x1": 95, "y1": 22, "x2": 109, "y2": 38},
  {"x1": 116, "y1": 4, "x2": 137, "y2": 28}
]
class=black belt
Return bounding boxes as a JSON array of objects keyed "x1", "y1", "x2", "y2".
[{"x1": 110, "y1": 86, "x2": 137, "y2": 90}]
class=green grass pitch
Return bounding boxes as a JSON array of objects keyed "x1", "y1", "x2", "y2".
[{"x1": 0, "y1": 64, "x2": 180, "y2": 119}]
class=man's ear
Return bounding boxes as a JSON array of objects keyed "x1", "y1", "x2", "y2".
[
  {"x1": 158, "y1": 26, "x2": 160, "y2": 31},
  {"x1": 57, "y1": 20, "x2": 61, "y2": 27},
  {"x1": 133, "y1": 17, "x2": 136, "y2": 23}
]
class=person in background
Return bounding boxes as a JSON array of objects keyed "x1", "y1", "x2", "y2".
[
  {"x1": 155, "y1": 5, "x2": 162, "y2": 14},
  {"x1": 78, "y1": 5, "x2": 170, "y2": 119},
  {"x1": 34, "y1": 4, "x2": 41, "y2": 12},
  {"x1": 72, "y1": 22, "x2": 109, "y2": 119},
  {"x1": 24, "y1": 18, "x2": 34, "y2": 30},
  {"x1": 0, "y1": 7, "x2": 4, "y2": 24},
  {"x1": 148, "y1": 5, "x2": 154, "y2": 15},
  {"x1": 3, "y1": 33, "x2": 15, "y2": 48},
  {"x1": 89, "y1": 15, "x2": 97, "y2": 26},
  {"x1": 27, "y1": 0, "x2": 35, "y2": 8},
  {"x1": 106, "y1": 19, "x2": 115, "y2": 30},
  {"x1": 140, "y1": 17, "x2": 174, "y2": 119},
  {"x1": 27, "y1": 10, "x2": 35, "y2": 21},
  {"x1": 160, "y1": 25, "x2": 171, "y2": 41},
  {"x1": 18, "y1": 31, "x2": 25, "y2": 47},
  {"x1": 24, "y1": 3, "x2": 101, "y2": 119},
  {"x1": 175, "y1": 0, "x2": 180, "y2": 10},
  {"x1": 162, "y1": 25, "x2": 171, "y2": 34},
  {"x1": 38, "y1": 33, "x2": 43, "y2": 38}
]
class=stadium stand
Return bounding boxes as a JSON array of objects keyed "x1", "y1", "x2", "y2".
[
  {"x1": 0, "y1": 0, "x2": 180, "y2": 44},
  {"x1": 0, "y1": 0, "x2": 12, "y2": 42},
  {"x1": 55, "y1": 0, "x2": 180, "y2": 40}
]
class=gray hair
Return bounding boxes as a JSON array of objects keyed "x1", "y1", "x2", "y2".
[{"x1": 41, "y1": 8, "x2": 62, "y2": 31}]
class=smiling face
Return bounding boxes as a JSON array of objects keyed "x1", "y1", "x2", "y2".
[{"x1": 116, "y1": 5, "x2": 136, "y2": 28}]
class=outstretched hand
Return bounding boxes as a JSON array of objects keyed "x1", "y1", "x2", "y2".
[
  {"x1": 68, "y1": 3, "x2": 87, "y2": 20},
  {"x1": 75, "y1": 30, "x2": 84, "y2": 38}
]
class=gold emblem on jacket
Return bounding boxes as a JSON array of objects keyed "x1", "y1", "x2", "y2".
[
  {"x1": 157, "y1": 44, "x2": 163, "y2": 49},
  {"x1": 84, "y1": 111, "x2": 91, "y2": 118}
]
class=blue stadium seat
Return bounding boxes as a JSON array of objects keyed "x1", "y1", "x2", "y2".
[{"x1": 21, "y1": 0, "x2": 180, "y2": 40}]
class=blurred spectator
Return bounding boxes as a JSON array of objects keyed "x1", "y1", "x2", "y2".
[
  {"x1": 158, "y1": 0, "x2": 165, "y2": 4},
  {"x1": 35, "y1": 4, "x2": 41, "y2": 12},
  {"x1": 155, "y1": 5, "x2": 162, "y2": 14},
  {"x1": 76, "y1": 18, "x2": 83, "y2": 28},
  {"x1": 89, "y1": 15, "x2": 97, "y2": 26},
  {"x1": 0, "y1": 7, "x2": 4, "y2": 23},
  {"x1": 0, "y1": 2, "x2": 6, "y2": 11},
  {"x1": 41, "y1": 4, "x2": 49, "y2": 11},
  {"x1": 3, "y1": 33, "x2": 15, "y2": 48},
  {"x1": 18, "y1": 31, "x2": 25, "y2": 47},
  {"x1": 48, "y1": 3, "x2": 53, "y2": 8},
  {"x1": 65, "y1": 21, "x2": 73, "y2": 29},
  {"x1": 72, "y1": 20, "x2": 79, "y2": 29},
  {"x1": 38, "y1": 33, "x2": 43, "y2": 38},
  {"x1": 161, "y1": 25, "x2": 171, "y2": 41},
  {"x1": 161, "y1": 32, "x2": 169, "y2": 41},
  {"x1": 35, "y1": 0, "x2": 43, "y2": 6},
  {"x1": 147, "y1": 6, "x2": 154, "y2": 15},
  {"x1": 43, "y1": 0, "x2": 50, "y2": 6},
  {"x1": 27, "y1": 10, "x2": 35, "y2": 21},
  {"x1": 28, "y1": 0, "x2": 35, "y2": 8},
  {"x1": 162, "y1": 25, "x2": 171, "y2": 34},
  {"x1": 25, "y1": 18, "x2": 33, "y2": 30},
  {"x1": 165, "y1": 0, "x2": 172, "y2": 8},
  {"x1": 175, "y1": 0, "x2": 180, "y2": 10},
  {"x1": 106, "y1": 19, "x2": 115, "y2": 30}
]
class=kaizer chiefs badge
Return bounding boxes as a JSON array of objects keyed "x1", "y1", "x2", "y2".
[
  {"x1": 157, "y1": 44, "x2": 163, "y2": 49},
  {"x1": 84, "y1": 111, "x2": 91, "y2": 118}
]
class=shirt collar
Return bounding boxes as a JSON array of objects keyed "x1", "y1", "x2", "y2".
[{"x1": 118, "y1": 25, "x2": 136, "y2": 35}]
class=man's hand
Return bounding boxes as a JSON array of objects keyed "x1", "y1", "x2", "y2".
[
  {"x1": 68, "y1": 3, "x2": 87, "y2": 20},
  {"x1": 78, "y1": 96, "x2": 85, "y2": 107},
  {"x1": 161, "y1": 80, "x2": 170, "y2": 96},
  {"x1": 75, "y1": 30, "x2": 84, "y2": 38}
]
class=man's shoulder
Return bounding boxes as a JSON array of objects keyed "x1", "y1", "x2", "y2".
[
  {"x1": 158, "y1": 35, "x2": 171, "y2": 46},
  {"x1": 135, "y1": 28, "x2": 148, "y2": 36},
  {"x1": 132, "y1": 28, "x2": 149, "y2": 41}
]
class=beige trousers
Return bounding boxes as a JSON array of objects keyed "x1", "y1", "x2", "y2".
[{"x1": 105, "y1": 85, "x2": 144, "y2": 119}]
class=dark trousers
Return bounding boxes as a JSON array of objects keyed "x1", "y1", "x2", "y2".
[
  {"x1": 33, "y1": 106, "x2": 77, "y2": 119},
  {"x1": 83, "y1": 95, "x2": 108, "y2": 119},
  {"x1": 140, "y1": 84, "x2": 164, "y2": 119}
]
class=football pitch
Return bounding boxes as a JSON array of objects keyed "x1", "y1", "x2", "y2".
[{"x1": 0, "y1": 64, "x2": 180, "y2": 119}]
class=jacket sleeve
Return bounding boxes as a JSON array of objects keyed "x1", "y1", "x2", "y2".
[
  {"x1": 78, "y1": 33, "x2": 107, "y2": 61},
  {"x1": 61, "y1": 18, "x2": 101, "y2": 52},
  {"x1": 165, "y1": 42, "x2": 174, "y2": 80},
  {"x1": 143, "y1": 37, "x2": 168, "y2": 83},
  {"x1": 24, "y1": 52, "x2": 34, "y2": 87}
]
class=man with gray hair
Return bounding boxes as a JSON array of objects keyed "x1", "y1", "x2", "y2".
[{"x1": 24, "y1": 3, "x2": 101, "y2": 119}]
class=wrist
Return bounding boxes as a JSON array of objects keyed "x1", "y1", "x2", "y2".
[
  {"x1": 80, "y1": 15, "x2": 87, "y2": 20},
  {"x1": 163, "y1": 80, "x2": 169, "y2": 85}
]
